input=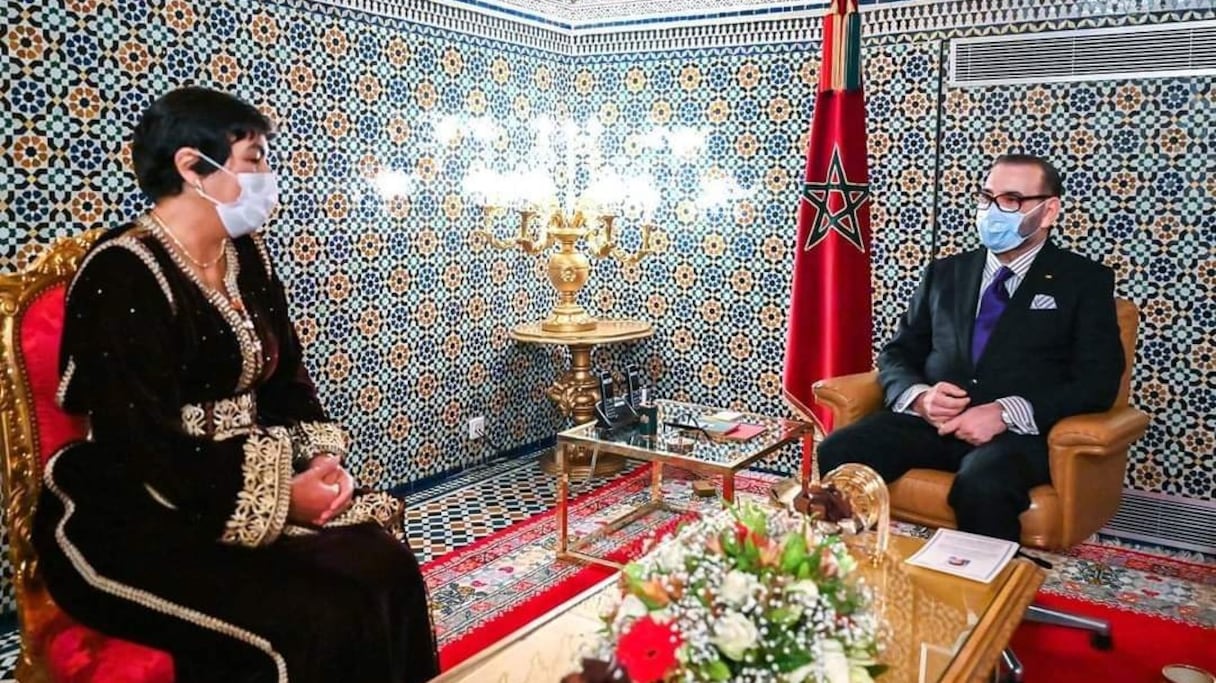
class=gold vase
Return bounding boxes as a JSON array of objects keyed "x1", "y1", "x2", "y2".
[
  {"x1": 542, "y1": 220, "x2": 596, "y2": 333},
  {"x1": 474, "y1": 207, "x2": 652, "y2": 334},
  {"x1": 821, "y1": 463, "x2": 891, "y2": 563}
]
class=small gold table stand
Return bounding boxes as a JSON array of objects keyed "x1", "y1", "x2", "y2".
[{"x1": 510, "y1": 319, "x2": 654, "y2": 477}]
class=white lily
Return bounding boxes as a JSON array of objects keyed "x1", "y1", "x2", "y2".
[
  {"x1": 612, "y1": 594, "x2": 650, "y2": 630},
  {"x1": 821, "y1": 639, "x2": 850, "y2": 683},
  {"x1": 720, "y1": 570, "x2": 757, "y2": 607},
  {"x1": 786, "y1": 663, "x2": 815, "y2": 683},
  {"x1": 710, "y1": 612, "x2": 759, "y2": 661}
]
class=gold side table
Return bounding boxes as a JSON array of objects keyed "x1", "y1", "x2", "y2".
[{"x1": 510, "y1": 319, "x2": 654, "y2": 477}]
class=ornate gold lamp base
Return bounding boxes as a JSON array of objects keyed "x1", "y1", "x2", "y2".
[{"x1": 510, "y1": 320, "x2": 654, "y2": 477}]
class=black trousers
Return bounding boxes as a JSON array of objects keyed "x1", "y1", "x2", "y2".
[{"x1": 817, "y1": 411, "x2": 1051, "y2": 542}]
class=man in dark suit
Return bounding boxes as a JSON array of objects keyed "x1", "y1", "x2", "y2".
[{"x1": 817, "y1": 154, "x2": 1125, "y2": 541}]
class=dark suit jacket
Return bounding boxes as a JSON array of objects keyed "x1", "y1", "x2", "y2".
[{"x1": 878, "y1": 241, "x2": 1125, "y2": 434}]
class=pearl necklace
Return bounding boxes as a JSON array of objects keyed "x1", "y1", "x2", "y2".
[{"x1": 148, "y1": 211, "x2": 228, "y2": 270}]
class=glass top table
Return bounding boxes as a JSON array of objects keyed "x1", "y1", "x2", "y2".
[
  {"x1": 558, "y1": 399, "x2": 809, "y2": 473},
  {"x1": 553, "y1": 399, "x2": 811, "y2": 568},
  {"x1": 430, "y1": 534, "x2": 1045, "y2": 683}
]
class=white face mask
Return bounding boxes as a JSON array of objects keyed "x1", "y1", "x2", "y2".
[{"x1": 194, "y1": 151, "x2": 279, "y2": 239}]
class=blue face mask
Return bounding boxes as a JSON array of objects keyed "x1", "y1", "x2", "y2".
[{"x1": 975, "y1": 202, "x2": 1046, "y2": 254}]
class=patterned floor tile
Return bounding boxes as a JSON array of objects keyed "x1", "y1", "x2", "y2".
[
  {"x1": 1, "y1": 454, "x2": 1206, "y2": 680},
  {"x1": 0, "y1": 629, "x2": 17, "y2": 681},
  {"x1": 406, "y1": 450, "x2": 642, "y2": 564}
]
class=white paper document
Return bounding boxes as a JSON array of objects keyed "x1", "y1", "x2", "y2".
[{"x1": 905, "y1": 528, "x2": 1019, "y2": 583}]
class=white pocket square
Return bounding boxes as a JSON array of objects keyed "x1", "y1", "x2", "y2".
[{"x1": 1030, "y1": 294, "x2": 1057, "y2": 310}]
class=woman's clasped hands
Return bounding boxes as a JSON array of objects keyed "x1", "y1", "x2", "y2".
[{"x1": 288, "y1": 454, "x2": 355, "y2": 526}]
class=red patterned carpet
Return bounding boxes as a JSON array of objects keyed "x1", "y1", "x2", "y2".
[
  {"x1": 420, "y1": 464, "x2": 1216, "y2": 678},
  {"x1": 420, "y1": 466, "x2": 756, "y2": 668},
  {"x1": 1013, "y1": 541, "x2": 1216, "y2": 680},
  {"x1": 1012, "y1": 592, "x2": 1216, "y2": 681}
]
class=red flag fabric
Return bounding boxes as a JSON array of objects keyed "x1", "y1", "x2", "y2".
[{"x1": 783, "y1": 0, "x2": 873, "y2": 434}]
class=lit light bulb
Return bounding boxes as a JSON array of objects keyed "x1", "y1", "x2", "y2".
[
  {"x1": 668, "y1": 126, "x2": 707, "y2": 159},
  {"x1": 532, "y1": 115, "x2": 555, "y2": 136},
  {"x1": 470, "y1": 117, "x2": 499, "y2": 143},
  {"x1": 372, "y1": 169, "x2": 414, "y2": 200},
  {"x1": 583, "y1": 170, "x2": 626, "y2": 213},
  {"x1": 697, "y1": 173, "x2": 753, "y2": 212},
  {"x1": 641, "y1": 127, "x2": 667, "y2": 150},
  {"x1": 434, "y1": 115, "x2": 462, "y2": 145}
]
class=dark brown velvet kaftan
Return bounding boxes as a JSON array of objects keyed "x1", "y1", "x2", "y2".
[{"x1": 33, "y1": 217, "x2": 439, "y2": 683}]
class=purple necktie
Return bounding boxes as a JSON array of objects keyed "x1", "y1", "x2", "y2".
[{"x1": 971, "y1": 266, "x2": 1014, "y2": 365}]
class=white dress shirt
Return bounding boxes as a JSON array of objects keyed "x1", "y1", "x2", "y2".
[{"x1": 894, "y1": 242, "x2": 1044, "y2": 435}]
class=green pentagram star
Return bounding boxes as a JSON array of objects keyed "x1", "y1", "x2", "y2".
[{"x1": 801, "y1": 146, "x2": 870, "y2": 253}]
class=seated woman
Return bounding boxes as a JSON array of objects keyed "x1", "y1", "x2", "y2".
[{"x1": 33, "y1": 86, "x2": 440, "y2": 683}]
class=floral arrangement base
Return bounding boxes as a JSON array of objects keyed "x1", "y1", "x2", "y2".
[{"x1": 589, "y1": 503, "x2": 885, "y2": 683}]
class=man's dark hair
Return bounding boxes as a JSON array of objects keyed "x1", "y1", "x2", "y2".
[
  {"x1": 132, "y1": 86, "x2": 273, "y2": 201},
  {"x1": 991, "y1": 153, "x2": 1064, "y2": 197}
]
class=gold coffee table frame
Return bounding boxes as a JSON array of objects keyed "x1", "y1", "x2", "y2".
[{"x1": 554, "y1": 399, "x2": 811, "y2": 568}]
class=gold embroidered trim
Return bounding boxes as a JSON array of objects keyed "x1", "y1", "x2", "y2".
[
  {"x1": 221, "y1": 427, "x2": 294, "y2": 548},
  {"x1": 282, "y1": 524, "x2": 319, "y2": 537},
  {"x1": 251, "y1": 233, "x2": 275, "y2": 279},
  {"x1": 326, "y1": 491, "x2": 405, "y2": 542},
  {"x1": 43, "y1": 451, "x2": 288, "y2": 682},
  {"x1": 142, "y1": 215, "x2": 263, "y2": 392},
  {"x1": 292, "y1": 421, "x2": 350, "y2": 459},
  {"x1": 181, "y1": 393, "x2": 257, "y2": 440},
  {"x1": 68, "y1": 235, "x2": 177, "y2": 313},
  {"x1": 144, "y1": 483, "x2": 179, "y2": 510},
  {"x1": 55, "y1": 357, "x2": 76, "y2": 408}
]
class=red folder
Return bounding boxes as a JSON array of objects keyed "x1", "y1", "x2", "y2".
[{"x1": 724, "y1": 423, "x2": 767, "y2": 441}]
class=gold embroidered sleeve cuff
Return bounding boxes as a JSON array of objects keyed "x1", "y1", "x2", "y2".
[
  {"x1": 289, "y1": 421, "x2": 351, "y2": 462},
  {"x1": 324, "y1": 491, "x2": 406, "y2": 543},
  {"x1": 220, "y1": 427, "x2": 294, "y2": 548}
]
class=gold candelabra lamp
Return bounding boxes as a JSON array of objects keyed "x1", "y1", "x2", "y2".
[{"x1": 473, "y1": 204, "x2": 654, "y2": 334}]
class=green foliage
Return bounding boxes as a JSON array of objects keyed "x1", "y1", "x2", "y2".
[{"x1": 781, "y1": 531, "x2": 808, "y2": 573}]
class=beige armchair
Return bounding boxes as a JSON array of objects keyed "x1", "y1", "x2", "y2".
[{"x1": 812, "y1": 299, "x2": 1149, "y2": 679}]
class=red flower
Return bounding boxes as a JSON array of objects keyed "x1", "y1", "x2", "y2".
[
  {"x1": 734, "y1": 522, "x2": 751, "y2": 544},
  {"x1": 733, "y1": 521, "x2": 767, "y2": 549},
  {"x1": 616, "y1": 616, "x2": 682, "y2": 683}
]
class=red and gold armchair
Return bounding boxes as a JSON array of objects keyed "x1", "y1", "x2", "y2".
[{"x1": 0, "y1": 231, "x2": 174, "y2": 682}]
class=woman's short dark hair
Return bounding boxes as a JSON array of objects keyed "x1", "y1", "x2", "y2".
[{"x1": 132, "y1": 87, "x2": 273, "y2": 201}]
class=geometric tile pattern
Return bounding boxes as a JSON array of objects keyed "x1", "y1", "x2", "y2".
[
  {"x1": 1, "y1": 0, "x2": 562, "y2": 618},
  {"x1": 0, "y1": 456, "x2": 1212, "y2": 680},
  {"x1": 3, "y1": 0, "x2": 571, "y2": 490},
  {"x1": 934, "y1": 76, "x2": 1216, "y2": 500},
  {"x1": 2, "y1": 0, "x2": 1211, "y2": 621},
  {"x1": 0, "y1": 630, "x2": 14, "y2": 683},
  {"x1": 571, "y1": 40, "x2": 939, "y2": 415},
  {"x1": 575, "y1": 37, "x2": 1213, "y2": 512},
  {"x1": 406, "y1": 453, "x2": 591, "y2": 563},
  {"x1": 328, "y1": 0, "x2": 1216, "y2": 37},
  {"x1": 404, "y1": 447, "x2": 801, "y2": 563}
]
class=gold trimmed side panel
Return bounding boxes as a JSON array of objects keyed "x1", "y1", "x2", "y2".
[{"x1": 0, "y1": 229, "x2": 103, "y2": 681}]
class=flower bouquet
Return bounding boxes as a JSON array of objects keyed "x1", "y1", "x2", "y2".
[{"x1": 586, "y1": 503, "x2": 884, "y2": 683}]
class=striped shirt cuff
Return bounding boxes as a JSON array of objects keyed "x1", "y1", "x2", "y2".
[
  {"x1": 895, "y1": 384, "x2": 931, "y2": 415},
  {"x1": 996, "y1": 396, "x2": 1039, "y2": 435}
]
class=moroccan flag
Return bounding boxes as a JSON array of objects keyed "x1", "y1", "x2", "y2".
[{"x1": 783, "y1": 0, "x2": 873, "y2": 435}]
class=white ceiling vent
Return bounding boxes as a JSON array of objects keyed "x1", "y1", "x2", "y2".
[{"x1": 950, "y1": 20, "x2": 1216, "y2": 86}]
